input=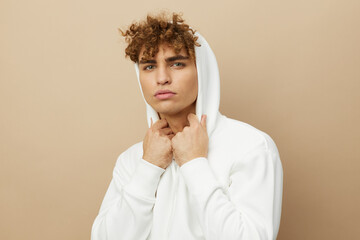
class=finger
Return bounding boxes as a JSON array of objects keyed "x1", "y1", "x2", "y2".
[
  {"x1": 159, "y1": 127, "x2": 174, "y2": 136},
  {"x1": 152, "y1": 118, "x2": 168, "y2": 130},
  {"x1": 167, "y1": 133, "x2": 175, "y2": 140},
  {"x1": 187, "y1": 113, "x2": 199, "y2": 127},
  {"x1": 150, "y1": 117, "x2": 153, "y2": 127},
  {"x1": 201, "y1": 114, "x2": 207, "y2": 130}
]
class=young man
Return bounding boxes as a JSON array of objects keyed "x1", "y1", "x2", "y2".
[{"x1": 91, "y1": 13, "x2": 283, "y2": 240}]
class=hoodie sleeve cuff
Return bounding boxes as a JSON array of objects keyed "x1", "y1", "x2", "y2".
[
  {"x1": 180, "y1": 157, "x2": 222, "y2": 199},
  {"x1": 124, "y1": 158, "x2": 165, "y2": 199}
]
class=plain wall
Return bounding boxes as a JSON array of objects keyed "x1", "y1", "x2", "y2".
[{"x1": 1, "y1": 0, "x2": 359, "y2": 239}]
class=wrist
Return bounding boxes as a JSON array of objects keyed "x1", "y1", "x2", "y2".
[{"x1": 142, "y1": 156, "x2": 167, "y2": 169}]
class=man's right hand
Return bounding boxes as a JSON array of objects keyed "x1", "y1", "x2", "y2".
[{"x1": 142, "y1": 118, "x2": 174, "y2": 169}]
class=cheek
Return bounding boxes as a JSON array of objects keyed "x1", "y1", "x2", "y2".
[
  {"x1": 139, "y1": 78, "x2": 152, "y2": 99},
  {"x1": 188, "y1": 71, "x2": 198, "y2": 98}
]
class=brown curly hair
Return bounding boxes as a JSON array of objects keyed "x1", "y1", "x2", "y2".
[{"x1": 118, "y1": 12, "x2": 201, "y2": 63}]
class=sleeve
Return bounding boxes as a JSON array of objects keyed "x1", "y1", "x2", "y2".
[
  {"x1": 179, "y1": 146, "x2": 283, "y2": 240},
  {"x1": 91, "y1": 150, "x2": 165, "y2": 240}
]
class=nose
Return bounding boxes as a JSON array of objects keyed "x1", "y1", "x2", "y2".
[{"x1": 156, "y1": 65, "x2": 171, "y2": 85}]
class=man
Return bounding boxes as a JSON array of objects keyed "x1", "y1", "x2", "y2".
[{"x1": 91, "y1": 12, "x2": 283, "y2": 240}]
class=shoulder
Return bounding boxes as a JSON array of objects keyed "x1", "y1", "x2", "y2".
[
  {"x1": 214, "y1": 114, "x2": 280, "y2": 157},
  {"x1": 114, "y1": 141, "x2": 144, "y2": 169}
]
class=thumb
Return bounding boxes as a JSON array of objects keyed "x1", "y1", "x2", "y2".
[{"x1": 201, "y1": 114, "x2": 207, "y2": 130}]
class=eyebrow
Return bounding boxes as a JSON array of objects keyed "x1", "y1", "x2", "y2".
[
  {"x1": 139, "y1": 59, "x2": 156, "y2": 64},
  {"x1": 166, "y1": 55, "x2": 190, "y2": 62},
  {"x1": 139, "y1": 55, "x2": 190, "y2": 64}
]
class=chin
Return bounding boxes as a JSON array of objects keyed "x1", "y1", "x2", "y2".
[
  {"x1": 152, "y1": 105, "x2": 182, "y2": 116},
  {"x1": 150, "y1": 100, "x2": 196, "y2": 117}
]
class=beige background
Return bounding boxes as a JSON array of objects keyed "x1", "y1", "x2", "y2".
[{"x1": 1, "y1": 0, "x2": 359, "y2": 239}]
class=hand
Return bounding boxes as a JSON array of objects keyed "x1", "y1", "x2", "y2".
[
  {"x1": 171, "y1": 113, "x2": 208, "y2": 167},
  {"x1": 142, "y1": 118, "x2": 174, "y2": 169}
]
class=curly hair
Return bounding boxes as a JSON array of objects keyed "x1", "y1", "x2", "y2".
[{"x1": 118, "y1": 12, "x2": 201, "y2": 63}]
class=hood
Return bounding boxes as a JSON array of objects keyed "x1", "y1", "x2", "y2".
[{"x1": 134, "y1": 32, "x2": 221, "y2": 138}]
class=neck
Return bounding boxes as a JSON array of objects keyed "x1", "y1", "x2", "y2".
[{"x1": 158, "y1": 102, "x2": 196, "y2": 134}]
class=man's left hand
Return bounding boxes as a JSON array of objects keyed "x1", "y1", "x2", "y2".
[{"x1": 171, "y1": 113, "x2": 208, "y2": 167}]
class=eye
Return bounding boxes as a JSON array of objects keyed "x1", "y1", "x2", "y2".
[
  {"x1": 144, "y1": 65, "x2": 155, "y2": 71},
  {"x1": 172, "y1": 62, "x2": 185, "y2": 68}
]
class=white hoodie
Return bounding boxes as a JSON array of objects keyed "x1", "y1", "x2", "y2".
[{"x1": 91, "y1": 32, "x2": 283, "y2": 240}]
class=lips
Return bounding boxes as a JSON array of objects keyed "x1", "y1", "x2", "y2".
[
  {"x1": 155, "y1": 89, "x2": 176, "y2": 100},
  {"x1": 155, "y1": 89, "x2": 175, "y2": 96}
]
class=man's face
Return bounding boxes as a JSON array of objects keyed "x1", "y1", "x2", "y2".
[{"x1": 138, "y1": 43, "x2": 198, "y2": 117}]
